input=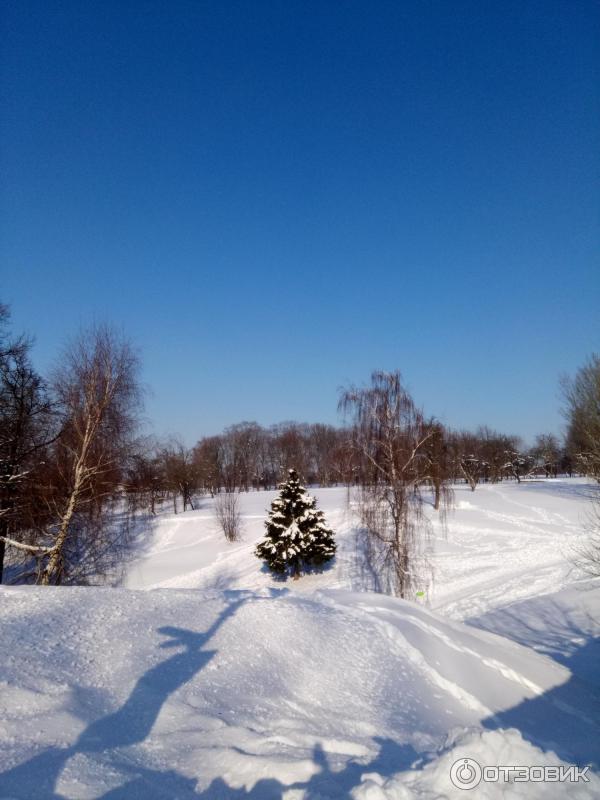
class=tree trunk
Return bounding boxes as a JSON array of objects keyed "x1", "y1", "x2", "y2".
[
  {"x1": 40, "y1": 440, "x2": 89, "y2": 586},
  {"x1": 40, "y1": 471, "x2": 81, "y2": 585},
  {"x1": 0, "y1": 492, "x2": 11, "y2": 583},
  {"x1": 0, "y1": 534, "x2": 5, "y2": 584},
  {"x1": 433, "y1": 481, "x2": 441, "y2": 511}
]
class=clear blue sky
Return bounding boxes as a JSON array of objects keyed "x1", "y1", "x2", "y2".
[{"x1": 1, "y1": 1, "x2": 598, "y2": 444}]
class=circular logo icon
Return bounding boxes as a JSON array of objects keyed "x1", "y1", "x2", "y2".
[{"x1": 450, "y1": 758, "x2": 482, "y2": 790}]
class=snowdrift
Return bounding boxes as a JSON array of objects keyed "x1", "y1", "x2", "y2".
[{"x1": 1, "y1": 581, "x2": 598, "y2": 798}]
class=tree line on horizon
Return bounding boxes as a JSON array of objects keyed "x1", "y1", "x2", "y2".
[
  {"x1": 1, "y1": 302, "x2": 598, "y2": 587},
  {"x1": 128, "y1": 421, "x2": 573, "y2": 509}
]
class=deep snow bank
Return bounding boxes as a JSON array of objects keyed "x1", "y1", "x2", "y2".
[{"x1": 0, "y1": 583, "x2": 598, "y2": 799}]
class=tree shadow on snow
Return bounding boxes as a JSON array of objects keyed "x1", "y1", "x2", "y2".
[
  {"x1": 471, "y1": 594, "x2": 600, "y2": 769},
  {"x1": 1, "y1": 702, "x2": 424, "y2": 799},
  {"x1": 0, "y1": 596, "x2": 247, "y2": 799},
  {"x1": 481, "y1": 634, "x2": 600, "y2": 769},
  {"x1": 195, "y1": 738, "x2": 423, "y2": 799},
  {"x1": 294, "y1": 738, "x2": 422, "y2": 799}
]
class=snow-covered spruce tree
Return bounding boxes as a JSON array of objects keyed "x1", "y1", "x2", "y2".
[{"x1": 255, "y1": 470, "x2": 336, "y2": 577}]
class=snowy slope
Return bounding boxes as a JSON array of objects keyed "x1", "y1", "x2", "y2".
[
  {"x1": 123, "y1": 480, "x2": 592, "y2": 621},
  {"x1": 0, "y1": 479, "x2": 599, "y2": 798},
  {"x1": 1, "y1": 583, "x2": 598, "y2": 799}
]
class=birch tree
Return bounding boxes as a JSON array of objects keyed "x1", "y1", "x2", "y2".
[
  {"x1": 24, "y1": 326, "x2": 143, "y2": 585},
  {"x1": 340, "y1": 371, "x2": 450, "y2": 598}
]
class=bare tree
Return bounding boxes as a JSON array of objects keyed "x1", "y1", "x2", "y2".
[
  {"x1": 0, "y1": 304, "x2": 56, "y2": 582},
  {"x1": 448, "y1": 431, "x2": 486, "y2": 491},
  {"x1": 219, "y1": 422, "x2": 263, "y2": 491},
  {"x1": 448, "y1": 428, "x2": 528, "y2": 489},
  {"x1": 192, "y1": 422, "x2": 360, "y2": 493},
  {"x1": 340, "y1": 371, "x2": 450, "y2": 598},
  {"x1": 308, "y1": 423, "x2": 342, "y2": 486},
  {"x1": 572, "y1": 490, "x2": 600, "y2": 578},
  {"x1": 125, "y1": 442, "x2": 165, "y2": 515},
  {"x1": 214, "y1": 491, "x2": 243, "y2": 542},
  {"x1": 271, "y1": 422, "x2": 311, "y2": 483},
  {"x1": 531, "y1": 433, "x2": 562, "y2": 478},
  {"x1": 192, "y1": 435, "x2": 222, "y2": 496},
  {"x1": 422, "y1": 421, "x2": 449, "y2": 510},
  {"x1": 9, "y1": 325, "x2": 144, "y2": 585},
  {"x1": 161, "y1": 442, "x2": 200, "y2": 512},
  {"x1": 562, "y1": 354, "x2": 600, "y2": 481}
]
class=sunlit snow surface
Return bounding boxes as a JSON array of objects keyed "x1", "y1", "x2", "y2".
[{"x1": 1, "y1": 479, "x2": 599, "y2": 798}]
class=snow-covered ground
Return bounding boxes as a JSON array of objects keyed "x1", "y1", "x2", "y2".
[{"x1": 1, "y1": 479, "x2": 599, "y2": 798}]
